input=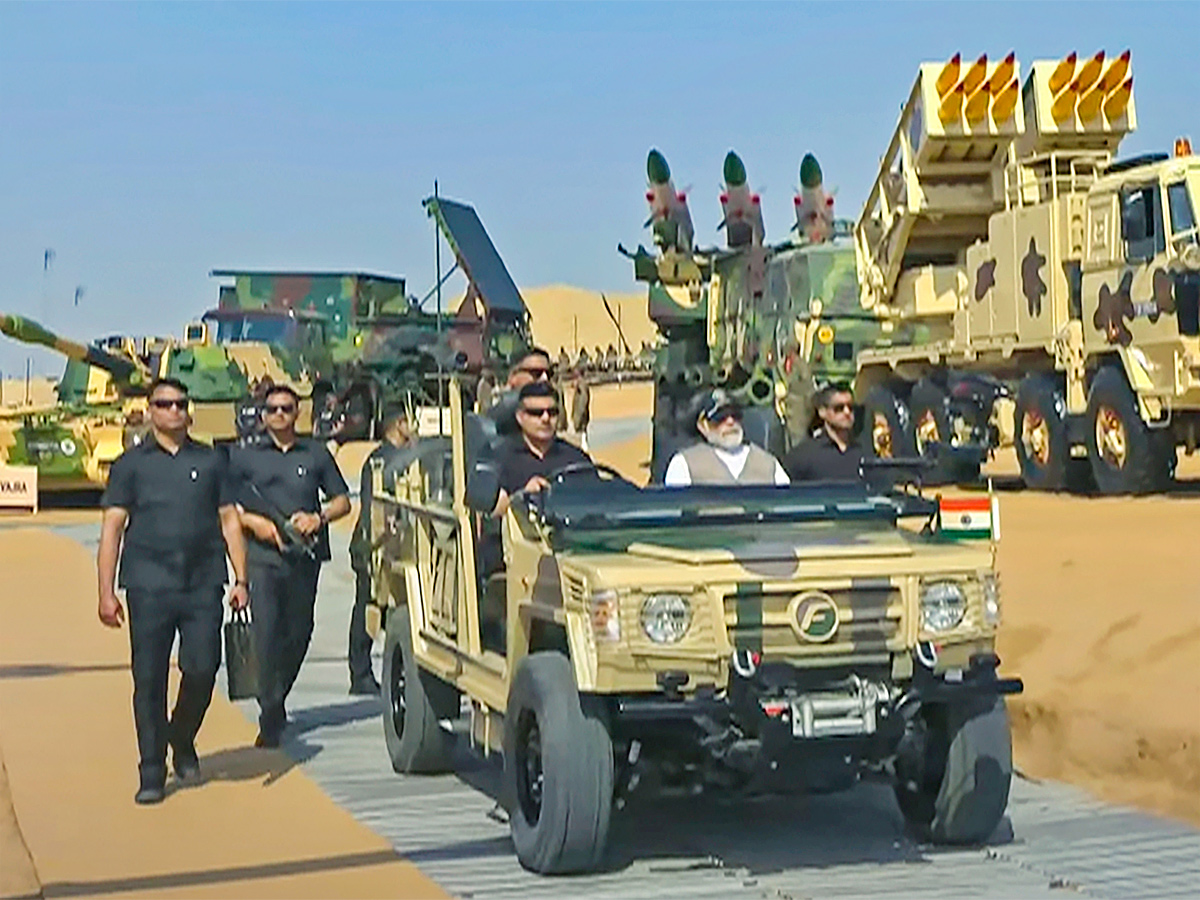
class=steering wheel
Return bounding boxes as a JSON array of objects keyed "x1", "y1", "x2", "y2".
[{"x1": 546, "y1": 461, "x2": 629, "y2": 485}]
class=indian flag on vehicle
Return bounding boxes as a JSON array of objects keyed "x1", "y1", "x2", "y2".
[{"x1": 938, "y1": 496, "x2": 999, "y2": 540}]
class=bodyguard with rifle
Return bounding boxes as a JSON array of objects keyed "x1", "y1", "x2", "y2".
[{"x1": 230, "y1": 384, "x2": 350, "y2": 747}]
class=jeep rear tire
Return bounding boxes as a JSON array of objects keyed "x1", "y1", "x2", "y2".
[
  {"x1": 894, "y1": 696, "x2": 1012, "y2": 844},
  {"x1": 382, "y1": 608, "x2": 458, "y2": 774},
  {"x1": 503, "y1": 652, "x2": 613, "y2": 874}
]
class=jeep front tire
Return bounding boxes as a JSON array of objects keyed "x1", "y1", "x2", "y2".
[
  {"x1": 894, "y1": 696, "x2": 1013, "y2": 844},
  {"x1": 503, "y1": 652, "x2": 613, "y2": 874}
]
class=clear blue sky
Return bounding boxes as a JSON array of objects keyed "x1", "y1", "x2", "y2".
[{"x1": 2, "y1": 1, "x2": 1197, "y2": 376}]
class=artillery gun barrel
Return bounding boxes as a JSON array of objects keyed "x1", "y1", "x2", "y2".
[{"x1": 0, "y1": 313, "x2": 144, "y2": 385}]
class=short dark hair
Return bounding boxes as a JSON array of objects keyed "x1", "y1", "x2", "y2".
[
  {"x1": 510, "y1": 347, "x2": 552, "y2": 374},
  {"x1": 814, "y1": 381, "x2": 854, "y2": 409},
  {"x1": 264, "y1": 384, "x2": 301, "y2": 406},
  {"x1": 518, "y1": 380, "x2": 559, "y2": 405},
  {"x1": 149, "y1": 377, "x2": 189, "y2": 397}
]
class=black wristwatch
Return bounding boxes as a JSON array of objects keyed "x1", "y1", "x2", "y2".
[{"x1": 235, "y1": 579, "x2": 249, "y2": 588}]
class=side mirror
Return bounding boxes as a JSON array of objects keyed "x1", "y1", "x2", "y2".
[{"x1": 466, "y1": 461, "x2": 501, "y2": 514}]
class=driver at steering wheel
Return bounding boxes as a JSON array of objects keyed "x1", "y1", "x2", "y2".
[{"x1": 493, "y1": 381, "x2": 592, "y2": 517}]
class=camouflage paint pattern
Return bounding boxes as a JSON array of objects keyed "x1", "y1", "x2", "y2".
[{"x1": 214, "y1": 271, "x2": 410, "y2": 365}]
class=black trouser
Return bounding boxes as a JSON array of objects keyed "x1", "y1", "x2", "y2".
[
  {"x1": 350, "y1": 567, "x2": 374, "y2": 684},
  {"x1": 249, "y1": 556, "x2": 321, "y2": 738},
  {"x1": 126, "y1": 585, "x2": 223, "y2": 785}
]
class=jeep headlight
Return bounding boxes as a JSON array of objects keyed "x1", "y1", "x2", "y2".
[
  {"x1": 982, "y1": 573, "x2": 1001, "y2": 626},
  {"x1": 920, "y1": 581, "x2": 966, "y2": 633},
  {"x1": 640, "y1": 593, "x2": 692, "y2": 644}
]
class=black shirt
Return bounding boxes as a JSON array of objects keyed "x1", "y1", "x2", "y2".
[
  {"x1": 101, "y1": 435, "x2": 234, "y2": 592},
  {"x1": 497, "y1": 435, "x2": 591, "y2": 495},
  {"x1": 782, "y1": 431, "x2": 864, "y2": 483},
  {"x1": 229, "y1": 438, "x2": 349, "y2": 568}
]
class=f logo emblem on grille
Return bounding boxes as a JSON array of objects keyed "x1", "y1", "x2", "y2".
[{"x1": 794, "y1": 593, "x2": 840, "y2": 643}]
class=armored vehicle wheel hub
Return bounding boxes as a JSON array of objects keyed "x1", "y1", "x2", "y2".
[
  {"x1": 1095, "y1": 405, "x2": 1128, "y2": 468},
  {"x1": 914, "y1": 410, "x2": 940, "y2": 455},
  {"x1": 1021, "y1": 411, "x2": 1051, "y2": 466},
  {"x1": 872, "y1": 412, "x2": 894, "y2": 458}
]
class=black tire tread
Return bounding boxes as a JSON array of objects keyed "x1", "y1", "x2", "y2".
[
  {"x1": 504, "y1": 652, "x2": 613, "y2": 874},
  {"x1": 1014, "y1": 374, "x2": 1072, "y2": 491},
  {"x1": 382, "y1": 609, "x2": 455, "y2": 774},
  {"x1": 1086, "y1": 367, "x2": 1173, "y2": 495}
]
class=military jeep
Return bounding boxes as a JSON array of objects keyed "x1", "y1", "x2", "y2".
[{"x1": 368, "y1": 376, "x2": 1023, "y2": 874}]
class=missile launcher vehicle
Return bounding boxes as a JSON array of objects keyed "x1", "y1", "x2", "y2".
[
  {"x1": 624, "y1": 149, "x2": 886, "y2": 482},
  {"x1": 851, "y1": 50, "x2": 1200, "y2": 493}
]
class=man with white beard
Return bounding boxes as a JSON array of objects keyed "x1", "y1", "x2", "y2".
[{"x1": 664, "y1": 389, "x2": 789, "y2": 487}]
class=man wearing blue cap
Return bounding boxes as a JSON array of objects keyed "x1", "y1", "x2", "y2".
[{"x1": 664, "y1": 388, "x2": 789, "y2": 486}]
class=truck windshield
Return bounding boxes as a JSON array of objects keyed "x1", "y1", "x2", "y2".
[
  {"x1": 1168, "y1": 177, "x2": 1199, "y2": 247},
  {"x1": 535, "y1": 479, "x2": 935, "y2": 537},
  {"x1": 207, "y1": 316, "x2": 290, "y2": 345}
]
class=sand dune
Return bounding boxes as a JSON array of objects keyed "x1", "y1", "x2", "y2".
[{"x1": 517, "y1": 285, "x2": 655, "y2": 361}]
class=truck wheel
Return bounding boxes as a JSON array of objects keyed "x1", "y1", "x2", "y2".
[
  {"x1": 382, "y1": 608, "x2": 459, "y2": 774},
  {"x1": 861, "y1": 385, "x2": 915, "y2": 460},
  {"x1": 1014, "y1": 374, "x2": 1075, "y2": 490},
  {"x1": 909, "y1": 380, "x2": 956, "y2": 485},
  {"x1": 503, "y1": 652, "x2": 613, "y2": 874},
  {"x1": 894, "y1": 697, "x2": 1013, "y2": 844},
  {"x1": 1085, "y1": 367, "x2": 1173, "y2": 494}
]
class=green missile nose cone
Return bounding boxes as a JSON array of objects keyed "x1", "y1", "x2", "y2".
[
  {"x1": 723, "y1": 151, "x2": 747, "y2": 187},
  {"x1": 647, "y1": 149, "x2": 671, "y2": 185},
  {"x1": 799, "y1": 153, "x2": 823, "y2": 189}
]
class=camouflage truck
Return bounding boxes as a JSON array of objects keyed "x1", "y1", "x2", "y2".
[
  {"x1": 852, "y1": 50, "x2": 1200, "y2": 493},
  {"x1": 209, "y1": 269, "x2": 449, "y2": 441},
  {"x1": 212, "y1": 199, "x2": 534, "y2": 441},
  {"x1": 367, "y1": 370, "x2": 1022, "y2": 873},
  {"x1": 626, "y1": 149, "x2": 888, "y2": 482}
]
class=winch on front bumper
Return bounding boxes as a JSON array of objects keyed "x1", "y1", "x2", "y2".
[{"x1": 606, "y1": 651, "x2": 1023, "y2": 794}]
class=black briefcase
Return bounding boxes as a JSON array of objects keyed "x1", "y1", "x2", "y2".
[{"x1": 224, "y1": 608, "x2": 258, "y2": 700}]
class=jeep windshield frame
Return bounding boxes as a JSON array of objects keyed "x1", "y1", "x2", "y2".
[{"x1": 530, "y1": 479, "x2": 937, "y2": 538}]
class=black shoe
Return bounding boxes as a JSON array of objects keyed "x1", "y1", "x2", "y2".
[
  {"x1": 134, "y1": 782, "x2": 165, "y2": 805},
  {"x1": 349, "y1": 675, "x2": 381, "y2": 696},
  {"x1": 254, "y1": 730, "x2": 281, "y2": 749},
  {"x1": 172, "y1": 747, "x2": 201, "y2": 784}
]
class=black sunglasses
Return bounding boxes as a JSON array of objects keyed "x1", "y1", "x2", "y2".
[
  {"x1": 826, "y1": 402, "x2": 853, "y2": 413},
  {"x1": 707, "y1": 406, "x2": 741, "y2": 423},
  {"x1": 150, "y1": 398, "x2": 188, "y2": 410},
  {"x1": 518, "y1": 366, "x2": 553, "y2": 379},
  {"x1": 265, "y1": 403, "x2": 297, "y2": 414},
  {"x1": 521, "y1": 406, "x2": 559, "y2": 419}
]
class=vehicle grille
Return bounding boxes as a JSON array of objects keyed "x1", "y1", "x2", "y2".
[{"x1": 723, "y1": 582, "x2": 902, "y2": 663}]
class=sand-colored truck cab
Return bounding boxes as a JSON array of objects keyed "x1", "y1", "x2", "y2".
[{"x1": 369, "y1": 374, "x2": 1022, "y2": 874}]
